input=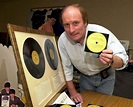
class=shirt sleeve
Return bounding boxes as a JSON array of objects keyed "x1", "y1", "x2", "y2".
[
  {"x1": 107, "y1": 28, "x2": 128, "y2": 70},
  {"x1": 58, "y1": 35, "x2": 74, "y2": 81}
]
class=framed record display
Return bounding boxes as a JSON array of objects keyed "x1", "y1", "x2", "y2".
[{"x1": 7, "y1": 24, "x2": 66, "y2": 107}]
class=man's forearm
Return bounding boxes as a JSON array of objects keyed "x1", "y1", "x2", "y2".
[
  {"x1": 66, "y1": 80, "x2": 77, "y2": 95},
  {"x1": 111, "y1": 56, "x2": 124, "y2": 68}
]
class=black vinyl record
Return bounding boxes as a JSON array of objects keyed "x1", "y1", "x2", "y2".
[
  {"x1": 45, "y1": 39, "x2": 58, "y2": 70},
  {"x1": 23, "y1": 38, "x2": 45, "y2": 79}
]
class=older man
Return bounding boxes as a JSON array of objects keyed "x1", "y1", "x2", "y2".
[{"x1": 58, "y1": 4, "x2": 128, "y2": 103}]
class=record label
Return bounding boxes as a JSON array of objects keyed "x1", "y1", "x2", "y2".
[
  {"x1": 49, "y1": 49, "x2": 54, "y2": 60},
  {"x1": 85, "y1": 31, "x2": 109, "y2": 54},
  {"x1": 31, "y1": 50, "x2": 40, "y2": 65}
]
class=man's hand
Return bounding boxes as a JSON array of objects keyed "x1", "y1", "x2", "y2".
[
  {"x1": 70, "y1": 92, "x2": 83, "y2": 103},
  {"x1": 66, "y1": 81, "x2": 84, "y2": 103},
  {"x1": 11, "y1": 104, "x2": 17, "y2": 107},
  {"x1": 100, "y1": 49, "x2": 114, "y2": 66}
]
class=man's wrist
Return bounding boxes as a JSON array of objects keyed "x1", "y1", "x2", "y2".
[
  {"x1": 109, "y1": 56, "x2": 114, "y2": 66},
  {"x1": 110, "y1": 59, "x2": 114, "y2": 66}
]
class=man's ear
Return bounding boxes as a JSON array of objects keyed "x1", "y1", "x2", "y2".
[{"x1": 84, "y1": 22, "x2": 87, "y2": 27}]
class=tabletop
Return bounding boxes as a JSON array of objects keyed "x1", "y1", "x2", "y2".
[{"x1": 81, "y1": 90, "x2": 133, "y2": 107}]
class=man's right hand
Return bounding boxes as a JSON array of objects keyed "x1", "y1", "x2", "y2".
[
  {"x1": 70, "y1": 91, "x2": 83, "y2": 103},
  {"x1": 66, "y1": 80, "x2": 84, "y2": 103}
]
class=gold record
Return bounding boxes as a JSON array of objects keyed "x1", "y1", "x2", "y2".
[
  {"x1": 60, "y1": 104, "x2": 72, "y2": 107},
  {"x1": 86, "y1": 32, "x2": 107, "y2": 53}
]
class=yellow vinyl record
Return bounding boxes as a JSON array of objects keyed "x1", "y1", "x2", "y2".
[
  {"x1": 60, "y1": 104, "x2": 72, "y2": 107},
  {"x1": 85, "y1": 31, "x2": 108, "y2": 54}
]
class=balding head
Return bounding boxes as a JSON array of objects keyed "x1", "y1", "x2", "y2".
[{"x1": 60, "y1": 4, "x2": 88, "y2": 25}]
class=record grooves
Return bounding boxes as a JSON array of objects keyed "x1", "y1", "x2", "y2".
[
  {"x1": 45, "y1": 39, "x2": 58, "y2": 70},
  {"x1": 23, "y1": 38, "x2": 45, "y2": 79}
]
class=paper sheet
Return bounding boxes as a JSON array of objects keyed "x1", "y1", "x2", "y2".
[{"x1": 53, "y1": 91, "x2": 75, "y2": 105}]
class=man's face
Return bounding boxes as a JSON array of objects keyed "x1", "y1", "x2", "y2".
[
  {"x1": 10, "y1": 93, "x2": 15, "y2": 98},
  {"x1": 5, "y1": 87, "x2": 10, "y2": 91},
  {"x1": 62, "y1": 7, "x2": 87, "y2": 43},
  {"x1": 51, "y1": 18, "x2": 56, "y2": 25}
]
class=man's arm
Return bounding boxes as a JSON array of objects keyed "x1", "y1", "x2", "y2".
[
  {"x1": 111, "y1": 55, "x2": 123, "y2": 68},
  {"x1": 66, "y1": 80, "x2": 83, "y2": 103},
  {"x1": 100, "y1": 49, "x2": 124, "y2": 68}
]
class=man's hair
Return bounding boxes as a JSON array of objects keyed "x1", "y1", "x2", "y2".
[
  {"x1": 47, "y1": 15, "x2": 52, "y2": 19},
  {"x1": 4, "y1": 82, "x2": 10, "y2": 88},
  {"x1": 9, "y1": 89, "x2": 15, "y2": 94},
  {"x1": 60, "y1": 4, "x2": 89, "y2": 25}
]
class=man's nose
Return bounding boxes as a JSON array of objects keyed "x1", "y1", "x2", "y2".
[{"x1": 69, "y1": 25, "x2": 75, "y2": 33}]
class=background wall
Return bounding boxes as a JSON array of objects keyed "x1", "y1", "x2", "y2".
[
  {"x1": 0, "y1": 44, "x2": 19, "y2": 96},
  {"x1": 0, "y1": 0, "x2": 133, "y2": 48}
]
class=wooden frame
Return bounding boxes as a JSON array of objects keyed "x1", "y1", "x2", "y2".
[{"x1": 7, "y1": 23, "x2": 66, "y2": 107}]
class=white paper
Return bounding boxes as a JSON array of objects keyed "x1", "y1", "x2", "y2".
[{"x1": 53, "y1": 91, "x2": 75, "y2": 105}]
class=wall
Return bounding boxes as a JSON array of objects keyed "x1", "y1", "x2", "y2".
[
  {"x1": 0, "y1": 0, "x2": 133, "y2": 48},
  {"x1": 0, "y1": 44, "x2": 19, "y2": 96}
]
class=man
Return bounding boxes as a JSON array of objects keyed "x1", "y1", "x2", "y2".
[
  {"x1": 1, "y1": 82, "x2": 11, "y2": 95},
  {"x1": 58, "y1": 4, "x2": 128, "y2": 103},
  {"x1": 9, "y1": 89, "x2": 25, "y2": 107},
  {"x1": 38, "y1": 15, "x2": 56, "y2": 33}
]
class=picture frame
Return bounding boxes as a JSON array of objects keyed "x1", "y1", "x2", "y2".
[{"x1": 7, "y1": 23, "x2": 66, "y2": 107}]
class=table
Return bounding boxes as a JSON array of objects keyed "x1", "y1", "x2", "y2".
[{"x1": 81, "y1": 90, "x2": 133, "y2": 107}]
